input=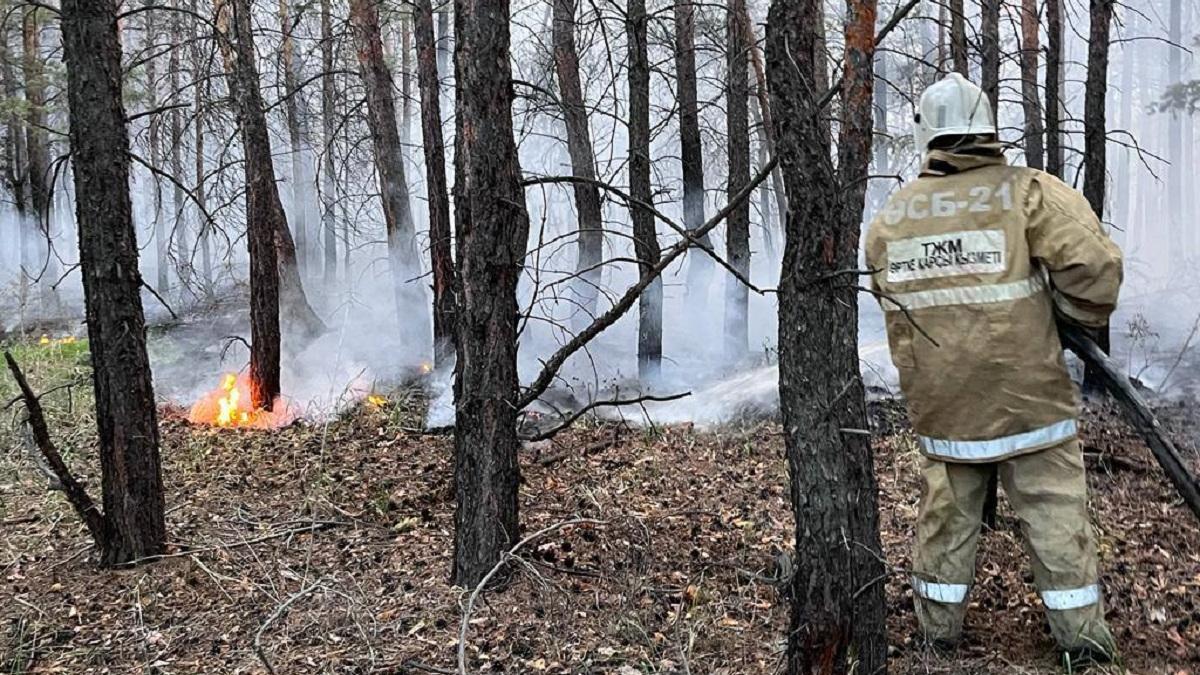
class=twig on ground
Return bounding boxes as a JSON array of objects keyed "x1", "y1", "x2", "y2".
[
  {"x1": 254, "y1": 583, "x2": 320, "y2": 675},
  {"x1": 457, "y1": 518, "x2": 605, "y2": 675}
]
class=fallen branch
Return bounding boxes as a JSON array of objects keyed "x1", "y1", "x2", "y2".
[
  {"x1": 1060, "y1": 326, "x2": 1200, "y2": 520},
  {"x1": 520, "y1": 391, "x2": 690, "y2": 442},
  {"x1": 457, "y1": 519, "x2": 604, "y2": 675},
  {"x1": 3, "y1": 351, "x2": 109, "y2": 547}
]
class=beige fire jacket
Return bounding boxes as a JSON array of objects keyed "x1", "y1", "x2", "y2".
[{"x1": 865, "y1": 148, "x2": 1123, "y2": 462}]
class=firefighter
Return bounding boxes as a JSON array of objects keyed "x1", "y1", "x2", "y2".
[{"x1": 865, "y1": 73, "x2": 1123, "y2": 665}]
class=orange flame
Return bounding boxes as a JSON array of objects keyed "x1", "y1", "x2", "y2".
[
  {"x1": 188, "y1": 372, "x2": 295, "y2": 429},
  {"x1": 367, "y1": 394, "x2": 387, "y2": 407}
]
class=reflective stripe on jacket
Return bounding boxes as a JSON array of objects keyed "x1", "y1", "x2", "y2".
[{"x1": 865, "y1": 148, "x2": 1123, "y2": 462}]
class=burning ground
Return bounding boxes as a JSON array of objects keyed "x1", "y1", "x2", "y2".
[{"x1": 1, "y1": 341, "x2": 1199, "y2": 674}]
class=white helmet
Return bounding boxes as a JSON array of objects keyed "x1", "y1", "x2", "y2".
[{"x1": 913, "y1": 73, "x2": 996, "y2": 153}]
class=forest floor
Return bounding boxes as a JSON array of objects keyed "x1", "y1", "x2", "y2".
[{"x1": 1, "y1": 339, "x2": 1199, "y2": 674}]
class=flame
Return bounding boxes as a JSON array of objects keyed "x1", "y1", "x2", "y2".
[
  {"x1": 367, "y1": 394, "x2": 387, "y2": 407},
  {"x1": 188, "y1": 372, "x2": 295, "y2": 429},
  {"x1": 419, "y1": 362, "x2": 433, "y2": 375},
  {"x1": 38, "y1": 335, "x2": 77, "y2": 346},
  {"x1": 38, "y1": 335, "x2": 49, "y2": 345}
]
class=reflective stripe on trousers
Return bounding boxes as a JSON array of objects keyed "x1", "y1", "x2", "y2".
[
  {"x1": 912, "y1": 577, "x2": 969, "y2": 604},
  {"x1": 1042, "y1": 584, "x2": 1101, "y2": 610},
  {"x1": 919, "y1": 418, "x2": 1078, "y2": 461}
]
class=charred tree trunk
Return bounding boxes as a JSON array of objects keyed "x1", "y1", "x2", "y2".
[
  {"x1": 673, "y1": 0, "x2": 713, "y2": 297},
  {"x1": 218, "y1": 0, "x2": 324, "y2": 340},
  {"x1": 950, "y1": 0, "x2": 967, "y2": 76},
  {"x1": 627, "y1": 0, "x2": 661, "y2": 380},
  {"x1": 980, "y1": 0, "x2": 1000, "y2": 115},
  {"x1": 416, "y1": 0, "x2": 457, "y2": 368},
  {"x1": 724, "y1": 0, "x2": 750, "y2": 360},
  {"x1": 451, "y1": 0, "x2": 528, "y2": 587},
  {"x1": 321, "y1": 0, "x2": 338, "y2": 283},
  {"x1": 1082, "y1": 0, "x2": 1113, "y2": 393},
  {"x1": 552, "y1": 0, "x2": 604, "y2": 323},
  {"x1": 1019, "y1": 0, "x2": 1044, "y2": 170},
  {"x1": 767, "y1": 0, "x2": 887, "y2": 670},
  {"x1": 217, "y1": 0, "x2": 284, "y2": 408},
  {"x1": 349, "y1": 0, "x2": 430, "y2": 351},
  {"x1": 1045, "y1": 0, "x2": 1064, "y2": 177},
  {"x1": 62, "y1": 0, "x2": 167, "y2": 566}
]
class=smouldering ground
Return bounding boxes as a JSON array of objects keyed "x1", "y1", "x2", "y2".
[{"x1": 1, "y1": 338, "x2": 1198, "y2": 674}]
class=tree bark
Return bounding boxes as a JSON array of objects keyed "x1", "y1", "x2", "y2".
[
  {"x1": 1045, "y1": 0, "x2": 1064, "y2": 177},
  {"x1": 415, "y1": 0, "x2": 457, "y2": 368},
  {"x1": 61, "y1": 0, "x2": 167, "y2": 566},
  {"x1": 216, "y1": 0, "x2": 284, "y2": 408},
  {"x1": 1082, "y1": 0, "x2": 1113, "y2": 393},
  {"x1": 401, "y1": 13, "x2": 412, "y2": 148},
  {"x1": 451, "y1": 0, "x2": 528, "y2": 587},
  {"x1": 724, "y1": 0, "x2": 750, "y2": 360},
  {"x1": 743, "y1": 12, "x2": 786, "y2": 246},
  {"x1": 672, "y1": 0, "x2": 714, "y2": 297},
  {"x1": 1019, "y1": 0, "x2": 1044, "y2": 170},
  {"x1": 349, "y1": 0, "x2": 430, "y2": 351},
  {"x1": 980, "y1": 0, "x2": 1000, "y2": 114},
  {"x1": 767, "y1": 0, "x2": 887, "y2": 670},
  {"x1": 950, "y1": 0, "x2": 968, "y2": 76},
  {"x1": 552, "y1": 0, "x2": 604, "y2": 323},
  {"x1": 627, "y1": 0, "x2": 661, "y2": 380},
  {"x1": 321, "y1": 0, "x2": 338, "y2": 283}
]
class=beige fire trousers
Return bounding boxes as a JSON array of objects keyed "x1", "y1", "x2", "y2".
[{"x1": 911, "y1": 438, "x2": 1115, "y2": 653}]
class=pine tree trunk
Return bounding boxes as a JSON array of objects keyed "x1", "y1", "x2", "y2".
[
  {"x1": 217, "y1": 0, "x2": 284, "y2": 408},
  {"x1": 321, "y1": 0, "x2": 338, "y2": 283},
  {"x1": 724, "y1": 0, "x2": 750, "y2": 360},
  {"x1": 193, "y1": 0, "x2": 214, "y2": 297},
  {"x1": 950, "y1": 0, "x2": 968, "y2": 76},
  {"x1": 145, "y1": 9, "x2": 170, "y2": 294},
  {"x1": 62, "y1": 0, "x2": 167, "y2": 566},
  {"x1": 767, "y1": 0, "x2": 887, "y2": 670},
  {"x1": 22, "y1": 9, "x2": 58, "y2": 311},
  {"x1": 1167, "y1": 0, "x2": 1182, "y2": 265},
  {"x1": 1019, "y1": 0, "x2": 1044, "y2": 170},
  {"x1": 349, "y1": 0, "x2": 430, "y2": 351},
  {"x1": 1046, "y1": 0, "x2": 1064, "y2": 177},
  {"x1": 980, "y1": 0, "x2": 1000, "y2": 114},
  {"x1": 168, "y1": 1, "x2": 191, "y2": 295},
  {"x1": 743, "y1": 10, "x2": 787, "y2": 235},
  {"x1": 415, "y1": 0, "x2": 457, "y2": 368},
  {"x1": 1082, "y1": 0, "x2": 1113, "y2": 393},
  {"x1": 552, "y1": 0, "x2": 604, "y2": 322},
  {"x1": 627, "y1": 0, "x2": 661, "y2": 381},
  {"x1": 673, "y1": 0, "x2": 714, "y2": 297},
  {"x1": 280, "y1": 0, "x2": 308, "y2": 277},
  {"x1": 451, "y1": 0, "x2": 528, "y2": 587},
  {"x1": 1, "y1": 21, "x2": 29, "y2": 285},
  {"x1": 401, "y1": 13, "x2": 412, "y2": 148}
]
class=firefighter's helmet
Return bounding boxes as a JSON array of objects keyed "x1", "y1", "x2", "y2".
[{"x1": 914, "y1": 73, "x2": 996, "y2": 153}]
